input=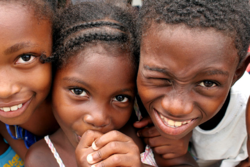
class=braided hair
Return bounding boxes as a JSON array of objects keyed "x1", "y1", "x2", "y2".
[
  {"x1": 138, "y1": 0, "x2": 250, "y2": 65},
  {"x1": 51, "y1": 1, "x2": 138, "y2": 70}
]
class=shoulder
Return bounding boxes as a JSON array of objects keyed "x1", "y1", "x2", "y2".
[{"x1": 25, "y1": 136, "x2": 57, "y2": 167}]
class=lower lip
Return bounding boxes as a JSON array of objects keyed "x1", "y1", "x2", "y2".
[
  {"x1": 153, "y1": 109, "x2": 197, "y2": 137},
  {"x1": 0, "y1": 98, "x2": 32, "y2": 119}
]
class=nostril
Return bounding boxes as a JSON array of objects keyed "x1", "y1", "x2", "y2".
[{"x1": 83, "y1": 115, "x2": 110, "y2": 128}]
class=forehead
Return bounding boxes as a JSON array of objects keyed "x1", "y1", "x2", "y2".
[
  {"x1": 140, "y1": 23, "x2": 239, "y2": 77},
  {"x1": 0, "y1": 3, "x2": 51, "y2": 35},
  {"x1": 60, "y1": 45, "x2": 136, "y2": 84}
]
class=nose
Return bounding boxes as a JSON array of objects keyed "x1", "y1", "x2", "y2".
[
  {"x1": 161, "y1": 90, "x2": 193, "y2": 117},
  {"x1": 83, "y1": 105, "x2": 110, "y2": 128},
  {"x1": 0, "y1": 72, "x2": 21, "y2": 99}
]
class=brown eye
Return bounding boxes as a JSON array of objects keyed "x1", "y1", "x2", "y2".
[
  {"x1": 113, "y1": 95, "x2": 128, "y2": 103},
  {"x1": 70, "y1": 88, "x2": 87, "y2": 96},
  {"x1": 199, "y1": 80, "x2": 216, "y2": 88},
  {"x1": 16, "y1": 54, "x2": 36, "y2": 64}
]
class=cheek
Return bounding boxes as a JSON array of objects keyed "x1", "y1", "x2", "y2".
[{"x1": 29, "y1": 63, "x2": 52, "y2": 96}]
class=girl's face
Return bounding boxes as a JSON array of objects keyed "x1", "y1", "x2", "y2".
[
  {"x1": 137, "y1": 24, "x2": 240, "y2": 140},
  {"x1": 0, "y1": 4, "x2": 52, "y2": 125},
  {"x1": 53, "y1": 45, "x2": 136, "y2": 148}
]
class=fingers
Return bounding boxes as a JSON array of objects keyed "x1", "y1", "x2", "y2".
[
  {"x1": 78, "y1": 130, "x2": 103, "y2": 148},
  {"x1": 133, "y1": 116, "x2": 153, "y2": 129},
  {"x1": 90, "y1": 154, "x2": 141, "y2": 167},
  {"x1": 92, "y1": 130, "x2": 131, "y2": 150},
  {"x1": 75, "y1": 130, "x2": 103, "y2": 167},
  {"x1": 86, "y1": 130, "x2": 141, "y2": 166},
  {"x1": 137, "y1": 126, "x2": 161, "y2": 138},
  {"x1": 87, "y1": 141, "x2": 139, "y2": 165}
]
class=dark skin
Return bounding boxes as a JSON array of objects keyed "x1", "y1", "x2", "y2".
[
  {"x1": 25, "y1": 45, "x2": 152, "y2": 167},
  {"x1": 0, "y1": 4, "x2": 59, "y2": 160},
  {"x1": 136, "y1": 23, "x2": 249, "y2": 166}
]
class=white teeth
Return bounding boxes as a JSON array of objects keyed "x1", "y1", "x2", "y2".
[
  {"x1": 3, "y1": 107, "x2": 10, "y2": 112},
  {"x1": 159, "y1": 113, "x2": 192, "y2": 128},
  {"x1": 0, "y1": 103, "x2": 23, "y2": 112}
]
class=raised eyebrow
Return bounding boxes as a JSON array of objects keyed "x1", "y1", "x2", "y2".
[
  {"x1": 4, "y1": 42, "x2": 34, "y2": 55},
  {"x1": 143, "y1": 65, "x2": 169, "y2": 75}
]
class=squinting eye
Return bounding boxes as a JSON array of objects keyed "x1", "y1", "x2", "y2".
[
  {"x1": 199, "y1": 80, "x2": 216, "y2": 88},
  {"x1": 70, "y1": 88, "x2": 87, "y2": 97},
  {"x1": 113, "y1": 95, "x2": 128, "y2": 103},
  {"x1": 16, "y1": 54, "x2": 36, "y2": 64}
]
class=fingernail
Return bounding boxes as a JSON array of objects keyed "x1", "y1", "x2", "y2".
[
  {"x1": 87, "y1": 154, "x2": 94, "y2": 163},
  {"x1": 92, "y1": 141, "x2": 98, "y2": 150},
  {"x1": 87, "y1": 152, "x2": 100, "y2": 164}
]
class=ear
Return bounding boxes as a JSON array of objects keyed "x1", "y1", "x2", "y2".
[{"x1": 232, "y1": 52, "x2": 250, "y2": 85}]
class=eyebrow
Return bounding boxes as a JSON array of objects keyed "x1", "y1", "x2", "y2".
[
  {"x1": 143, "y1": 65, "x2": 169, "y2": 75},
  {"x1": 143, "y1": 65, "x2": 229, "y2": 77},
  {"x1": 4, "y1": 42, "x2": 34, "y2": 55},
  {"x1": 203, "y1": 69, "x2": 229, "y2": 76},
  {"x1": 63, "y1": 77, "x2": 91, "y2": 88}
]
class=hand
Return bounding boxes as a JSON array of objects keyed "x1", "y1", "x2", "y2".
[
  {"x1": 75, "y1": 130, "x2": 102, "y2": 167},
  {"x1": 134, "y1": 116, "x2": 191, "y2": 159},
  {"x1": 83, "y1": 130, "x2": 142, "y2": 167}
]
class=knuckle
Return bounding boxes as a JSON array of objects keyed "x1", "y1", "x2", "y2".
[
  {"x1": 153, "y1": 147, "x2": 163, "y2": 154},
  {"x1": 110, "y1": 141, "x2": 118, "y2": 150},
  {"x1": 112, "y1": 155, "x2": 122, "y2": 164},
  {"x1": 84, "y1": 130, "x2": 95, "y2": 136},
  {"x1": 147, "y1": 138, "x2": 155, "y2": 146}
]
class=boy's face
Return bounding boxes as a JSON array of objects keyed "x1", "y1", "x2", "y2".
[
  {"x1": 52, "y1": 45, "x2": 136, "y2": 148},
  {"x1": 0, "y1": 4, "x2": 52, "y2": 125},
  {"x1": 137, "y1": 24, "x2": 240, "y2": 139}
]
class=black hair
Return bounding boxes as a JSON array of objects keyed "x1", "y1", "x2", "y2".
[
  {"x1": 51, "y1": 1, "x2": 138, "y2": 70},
  {"x1": 0, "y1": 0, "x2": 54, "y2": 22},
  {"x1": 138, "y1": 0, "x2": 250, "y2": 65}
]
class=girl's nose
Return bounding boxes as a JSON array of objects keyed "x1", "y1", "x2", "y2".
[
  {"x1": 0, "y1": 78, "x2": 21, "y2": 99},
  {"x1": 83, "y1": 108, "x2": 110, "y2": 128},
  {"x1": 161, "y1": 92, "x2": 193, "y2": 117}
]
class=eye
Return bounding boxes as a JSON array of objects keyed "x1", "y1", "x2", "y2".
[
  {"x1": 113, "y1": 95, "x2": 129, "y2": 103},
  {"x1": 199, "y1": 80, "x2": 217, "y2": 88},
  {"x1": 16, "y1": 54, "x2": 37, "y2": 64},
  {"x1": 70, "y1": 88, "x2": 87, "y2": 97}
]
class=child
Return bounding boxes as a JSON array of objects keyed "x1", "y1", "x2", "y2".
[
  {"x1": 24, "y1": 1, "x2": 154, "y2": 167},
  {"x1": 0, "y1": 0, "x2": 59, "y2": 161},
  {"x1": 135, "y1": 0, "x2": 250, "y2": 166}
]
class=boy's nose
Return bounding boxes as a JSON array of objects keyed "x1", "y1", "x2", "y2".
[
  {"x1": 83, "y1": 108, "x2": 110, "y2": 128},
  {"x1": 161, "y1": 92, "x2": 193, "y2": 117}
]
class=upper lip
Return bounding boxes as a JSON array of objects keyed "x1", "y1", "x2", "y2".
[
  {"x1": 155, "y1": 108, "x2": 196, "y2": 122},
  {"x1": 0, "y1": 97, "x2": 32, "y2": 108}
]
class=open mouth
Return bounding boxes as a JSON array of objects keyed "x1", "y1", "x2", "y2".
[
  {"x1": 0, "y1": 97, "x2": 33, "y2": 119},
  {"x1": 159, "y1": 113, "x2": 193, "y2": 128},
  {"x1": 0, "y1": 104, "x2": 23, "y2": 112},
  {"x1": 154, "y1": 109, "x2": 197, "y2": 136}
]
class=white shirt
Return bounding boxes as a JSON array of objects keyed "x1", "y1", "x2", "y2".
[{"x1": 191, "y1": 72, "x2": 250, "y2": 167}]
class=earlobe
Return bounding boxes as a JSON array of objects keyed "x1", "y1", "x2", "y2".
[{"x1": 232, "y1": 53, "x2": 250, "y2": 85}]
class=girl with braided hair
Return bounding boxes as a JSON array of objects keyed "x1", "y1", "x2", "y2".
[{"x1": 24, "y1": 1, "x2": 159, "y2": 167}]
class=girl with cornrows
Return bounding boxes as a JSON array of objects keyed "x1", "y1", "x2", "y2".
[
  {"x1": 0, "y1": 0, "x2": 59, "y2": 164},
  {"x1": 25, "y1": 1, "x2": 151, "y2": 167}
]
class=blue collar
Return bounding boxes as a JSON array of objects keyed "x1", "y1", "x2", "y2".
[{"x1": 5, "y1": 124, "x2": 41, "y2": 149}]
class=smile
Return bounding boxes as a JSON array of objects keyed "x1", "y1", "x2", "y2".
[
  {"x1": 0, "y1": 104, "x2": 23, "y2": 112},
  {"x1": 159, "y1": 113, "x2": 192, "y2": 128}
]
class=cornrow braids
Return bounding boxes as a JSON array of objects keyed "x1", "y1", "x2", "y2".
[
  {"x1": 138, "y1": 0, "x2": 250, "y2": 65},
  {"x1": 53, "y1": 1, "x2": 138, "y2": 69}
]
